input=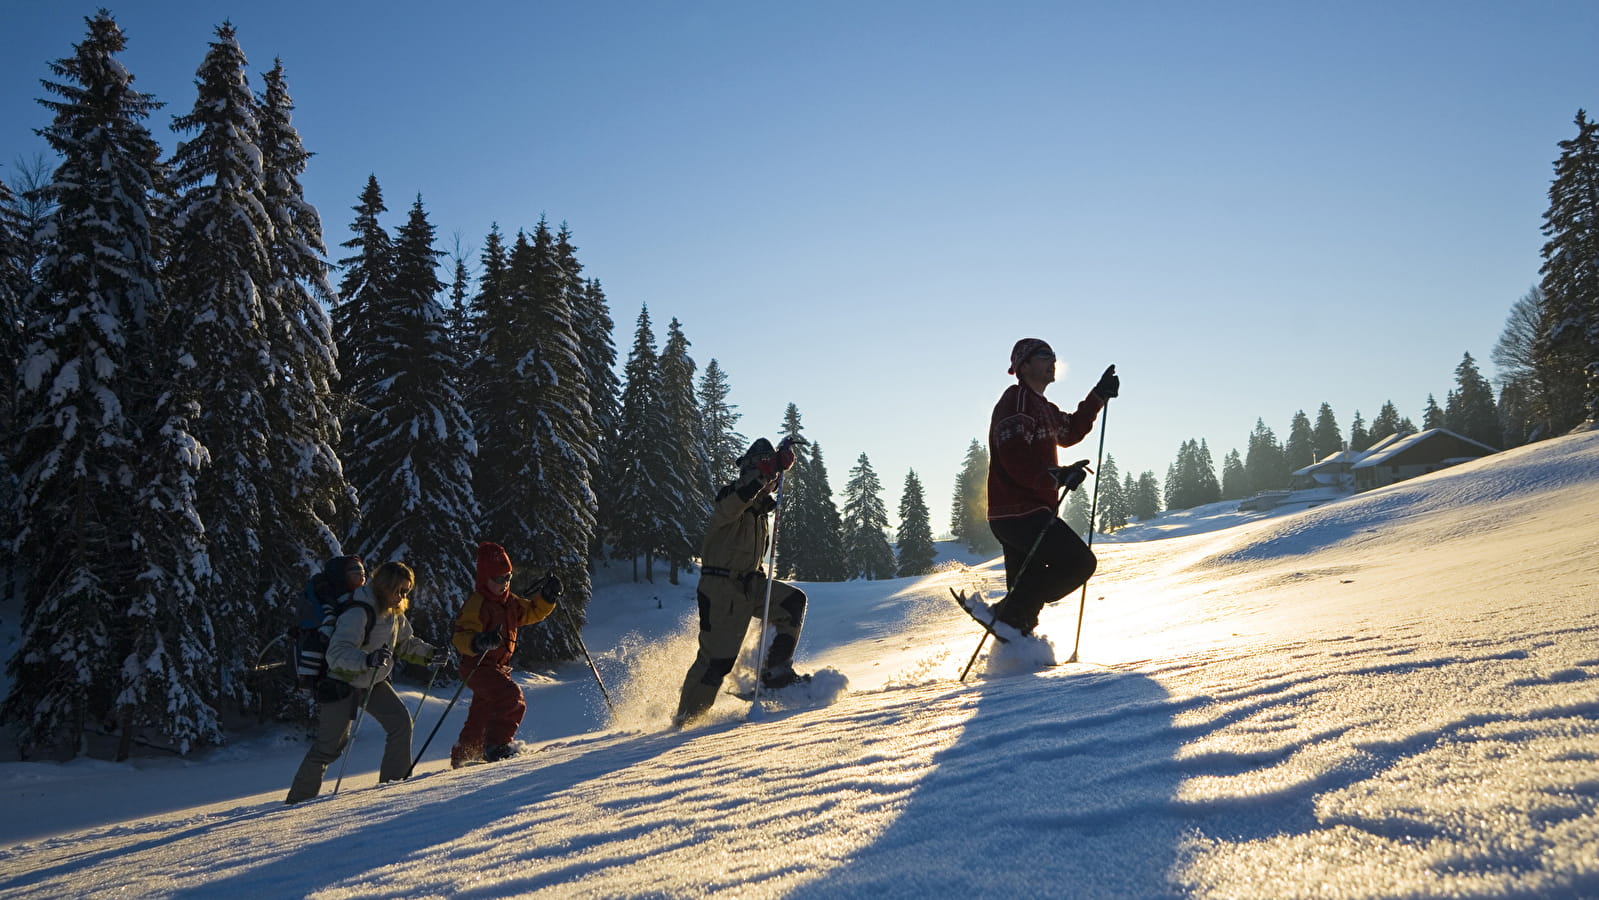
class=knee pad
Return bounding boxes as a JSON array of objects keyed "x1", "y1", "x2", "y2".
[{"x1": 779, "y1": 589, "x2": 807, "y2": 627}]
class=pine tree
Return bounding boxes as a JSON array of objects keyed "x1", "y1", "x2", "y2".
[
  {"x1": 1536, "y1": 110, "x2": 1599, "y2": 426},
  {"x1": 5, "y1": 12, "x2": 220, "y2": 757},
  {"x1": 613, "y1": 305, "x2": 670, "y2": 581},
  {"x1": 506, "y1": 220, "x2": 596, "y2": 659},
  {"x1": 1493, "y1": 286, "x2": 1556, "y2": 440},
  {"x1": 950, "y1": 439, "x2": 997, "y2": 554},
  {"x1": 1285, "y1": 410, "x2": 1314, "y2": 473},
  {"x1": 789, "y1": 441, "x2": 849, "y2": 581},
  {"x1": 1311, "y1": 403, "x2": 1343, "y2": 461},
  {"x1": 841, "y1": 453, "x2": 896, "y2": 580},
  {"x1": 1349, "y1": 411, "x2": 1370, "y2": 452},
  {"x1": 250, "y1": 59, "x2": 356, "y2": 718},
  {"x1": 1064, "y1": 489, "x2": 1091, "y2": 536},
  {"x1": 894, "y1": 469, "x2": 937, "y2": 577},
  {"x1": 1131, "y1": 471, "x2": 1161, "y2": 521},
  {"x1": 573, "y1": 278, "x2": 619, "y2": 563},
  {"x1": 1095, "y1": 455, "x2": 1128, "y2": 532},
  {"x1": 333, "y1": 176, "x2": 391, "y2": 391},
  {"x1": 698, "y1": 359, "x2": 745, "y2": 490},
  {"x1": 774, "y1": 407, "x2": 847, "y2": 580},
  {"x1": 0, "y1": 178, "x2": 28, "y2": 587},
  {"x1": 1220, "y1": 449, "x2": 1247, "y2": 500},
  {"x1": 555, "y1": 228, "x2": 613, "y2": 587},
  {"x1": 343, "y1": 196, "x2": 480, "y2": 644},
  {"x1": 658, "y1": 317, "x2": 709, "y2": 583},
  {"x1": 1165, "y1": 439, "x2": 1222, "y2": 509},
  {"x1": 1368, "y1": 401, "x2": 1403, "y2": 446},
  {"x1": 1444, "y1": 352, "x2": 1501, "y2": 448},
  {"x1": 1422, "y1": 394, "x2": 1446, "y2": 429},
  {"x1": 166, "y1": 23, "x2": 287, "y2": 696},
  {"x1": 1244, "y1": 419, "x2": 1288, "y2": 492}
]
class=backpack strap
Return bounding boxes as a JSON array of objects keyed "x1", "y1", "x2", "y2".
[{"x1": 332, "y1": 594, "x2": 378, "y2": 647}]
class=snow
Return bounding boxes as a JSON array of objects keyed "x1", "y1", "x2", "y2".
[{"x1": 1, "y1": 431, "x2": 1597, "y2": 898}]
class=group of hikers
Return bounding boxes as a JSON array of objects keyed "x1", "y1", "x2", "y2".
[{"x1": 284, "y1": 337, "x2": 1118, "y2": 804}]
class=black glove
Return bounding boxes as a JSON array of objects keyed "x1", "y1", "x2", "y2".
[
  {"x1": 470, "y1": 626, "x2": 503, "y2": 655},
  {"x1": 538, "y1": 574, "x2": 563, "y2": 604},
  {"x1": 1093, "y1": 365, "x2": 1119, "y2": 400},
  {"x1": 1050, "y1": 459, "x2": 1093, "y2": 491},
  {"x1": 429, "y1": 646, "x2": 450, "y2": 667},
  {"x1": 365, "y1": 646, "x2": 392, "y2": 669}
]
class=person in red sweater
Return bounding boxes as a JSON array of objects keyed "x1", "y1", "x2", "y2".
[
  {"x1": 986, "y1": 338, "x2": 1119, "y2": 636},
  {"x1": 449, "y1": 542, "x2": 560, "y2": 766}
]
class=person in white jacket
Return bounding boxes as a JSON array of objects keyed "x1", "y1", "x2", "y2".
[{"x1": 286, "y1": 561, "x2": 447, "y2": 803}]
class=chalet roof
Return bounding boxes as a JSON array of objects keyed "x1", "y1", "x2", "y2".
[{"x1": 1352, "y1": 428, "x2": 1497, "y2": 469}]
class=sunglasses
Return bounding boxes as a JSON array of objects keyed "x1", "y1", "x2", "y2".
[{"x1": 491, "y1": 574, "x2": 512, "y2": 585}]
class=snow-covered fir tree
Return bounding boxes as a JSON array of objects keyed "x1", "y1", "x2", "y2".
[
  {"x1": 572, "y1": 277, "x2": 619, "y2": 564},
  {"x1": 841, "y1": 453, "x2": 896, "y2": 580},
  {"x1": 0, "y1": 177, "x2": 29, "y2": 587},
  {"x1": 333, "y1": 176, "x2": 391, "y2": 393},
  {"x1": 342, "y1": 196, "x2": 480, "y2": 645},
  {"x1": 949, "y1": 439, "x2": 996, "y2": 554},
  {"x1": 657, "y1": 318, "x2": 709, "y2": 584},
  {"x1": 256, "y1": 59, "x2": 357, "y2": 645},
  {"x1": 697, "y1": 358, "x2": 745, "y2": 490},
  {"x1": 165, "y1": 23, "x2": 284, "y2": 694},
  {"x1": 612, "y1": 305, "x2": 671, "y2": 581},
  {"x1": 774, "y1": 405, "x2": 847, "y2": 581},
  {"x1": 444, "y1": 238, "x2": 474, "y2": 363},
  {"x1": 1537, "y1": 110, "x2": 1599, "y2": 427},
  {"x1": 4, "y1": 12, "x2": 220, "y2": 757},
  {"x1": 554, "y1": 226, "x2": 614, "y2": 582},
  {"x1": 1445, "y1": 352, "x2": 1501, "y2": 448},
  {"x1": 894, "y1": 469, "x2": 936, "y2": 577},
  {"x1": 501, "y1": 221, "x2": 596, "y2": 660}
]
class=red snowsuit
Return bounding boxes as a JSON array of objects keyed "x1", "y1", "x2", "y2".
[{"x1": 450, "y1": 543, "x2": 556, "y2": 764}]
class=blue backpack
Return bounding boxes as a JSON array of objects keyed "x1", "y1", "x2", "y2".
[{"x1": 293, "y1": 558, "x2": 376, "y2": 687}]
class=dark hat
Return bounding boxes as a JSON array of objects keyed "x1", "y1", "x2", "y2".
[
  {"x1": 738, "y1": 437, "x2": 776, "y2": 468},
  {"x1": 1008, "y1": 338, "x2": 1054, "y2": 374}
]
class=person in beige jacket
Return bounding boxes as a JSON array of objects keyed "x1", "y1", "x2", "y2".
[
  {"x1": 286, "y1": 561, "x2": 446, "y2": 803},
  {"x1": 674, "y1": 436, "x2": 807, "y2": 727}
]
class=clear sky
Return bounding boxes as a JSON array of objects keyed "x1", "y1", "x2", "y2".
[{"x1": 4, "y1": 2, "x2": 1594, "y2": 535}]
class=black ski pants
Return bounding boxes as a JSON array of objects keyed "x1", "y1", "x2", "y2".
[{"x1": 989, "y1": 511, "x2": 1096, "y2": 634}]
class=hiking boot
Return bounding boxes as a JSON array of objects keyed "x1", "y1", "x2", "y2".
[
  {"x1": 760, "y1": 665, "x2": 811, "y2": 690},
  {"x1": 483, "y1": 742, "x2": 519, "y2": 763}
]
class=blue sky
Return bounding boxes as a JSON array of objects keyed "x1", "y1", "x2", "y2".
[{"x1": 4, "y1": 2, "x2": 1594, "y2": 534}]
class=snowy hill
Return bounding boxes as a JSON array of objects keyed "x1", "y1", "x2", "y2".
[{"x1": 2, "y1": 430, "x2": 1596, "y2": 898}]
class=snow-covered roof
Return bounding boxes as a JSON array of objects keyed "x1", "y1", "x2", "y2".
[{"x1": 1353, "y1": 428, "x2": 1497, "y2": 468}]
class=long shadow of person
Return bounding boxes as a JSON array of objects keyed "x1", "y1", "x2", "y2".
[{"x1": 787, "y1": 663, "x2": 1187, "y2": 898}]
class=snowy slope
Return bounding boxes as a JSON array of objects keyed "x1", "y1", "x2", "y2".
[{"x1": 1, "y1": 430, "x2": 1596, "y2": 898}]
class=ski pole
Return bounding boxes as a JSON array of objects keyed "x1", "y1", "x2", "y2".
[
  {"x1": 410, "y1": 657, "x2": 443, "y2": 727},
  {"x1": 559, "y1": 602, "x2": 616, "y2": 717},
  {"x1": 957, "y1": 488, "x2": 1061, "y2": 682},
  {"x1": 748, "y1": 470, "x2": 787, "y2": 717},
  {"x1": 331, "y1": 668, "x2": 380, "y2": 795},
  {"x1": 409, "y1": 649, "x2": 489, "y2": 777},
  {"x1": 1066, "y1": 399, "x2": 1110, "y2": 664}
]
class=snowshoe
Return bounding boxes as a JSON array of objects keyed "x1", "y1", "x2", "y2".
[
  {"x1": 760, "y1": 665, "x2": 811, "y2": 690},
  {"x1": 950, "y1": 588, "x2": 1025, "y2": 643},
  {"x1": 483, "y1": 742, "x2": 523, "y2": 763}
]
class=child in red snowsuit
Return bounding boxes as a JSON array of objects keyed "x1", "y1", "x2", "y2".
[{"x1": 449, "y1": 542, "x2": 559, "y2": 766}]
